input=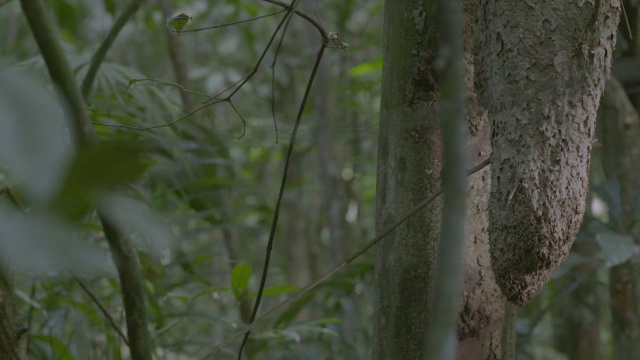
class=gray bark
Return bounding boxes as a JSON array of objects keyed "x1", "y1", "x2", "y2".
[{"x1": 474, "y1": 0, "x2": 620, "y2": 305}]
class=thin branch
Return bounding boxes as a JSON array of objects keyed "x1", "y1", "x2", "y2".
[
  {"x1": 93, "y1": 99, "x2": 223, "y2": 130},
  {"x1": 75, "y1": 278, "x2": 130, "y2": 347},
  {"x1": 237, "y1": 14, "x2": 324, "y2": 360},
  {"x1": 175, "y1": 9, "x2": 286, "y2": 33},
  {"x1": 228, "y1": 101, "x2": 247, "y2": 139},
  {"x1": 81, "y1": 0, "x2": 145, "y2": 98},
  {"x1": 267, "y1": 0, "x2": 301, "y2": 144},
  {"x1": 202, "y1": 4, "x2": 295, "y2": 104},
  {"x1": 622, "y1": 1, "x2": 633, "y2": 40},
  {"x1": 96, "y1": 0, "x2": 334, "y2": 132},
  {"x1": 202, "y1": 157, "x2": 491, "y2": 359},
  {"x1": 262, "y1": 0, "x2": 328, "y2": 42}
]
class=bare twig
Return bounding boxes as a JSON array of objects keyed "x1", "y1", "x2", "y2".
[
  {"x1": 75, "y1": 278, "x2": 130, "y2": 346},
  {"x1": 622, "y1": 1, "x2": 633, "y2": 40},
  {"x1": 93, "y1": 0, "x2": 334, "y2": 132},
  {"x1": 202, "y1": 157, "x2": 491, "y2": 359},
  {"x1": 175, "y1": 9, "x2": 286, "y2": 33},
  {"x1": 263, "y1": 0, "x2": 328, "y2": 41}
]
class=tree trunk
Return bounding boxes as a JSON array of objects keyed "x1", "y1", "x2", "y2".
[
  {"x1": 457, "y1": 2, "x2": 509, "y2": 358},
  {"x1": 0, "y1": 267, "x2": 24, "y2": 359},
  {"x1": 474, "y1": 0, "x2": 620, "y2": 305},
  {"x1": 599, "y1": 77, "x2": 640, "y2": 360},
  {"x1": 373, "y1": 2, "x2": 443, "y2": 358}
]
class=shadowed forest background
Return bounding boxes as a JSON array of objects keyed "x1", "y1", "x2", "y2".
[{"x1": 0, "y1": 1, "x2": 639, "y2": 359}]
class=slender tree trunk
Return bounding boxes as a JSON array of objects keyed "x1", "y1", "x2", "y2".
[
  {"x1": 373, "y1": 2, "x2": 443, "y2": 358},
  {"x1": 0, "y1": 267, "x2": 24, "y2": 359},
  {"x1": 599, "y1": 77, "x2": 640, "y2": 360}
]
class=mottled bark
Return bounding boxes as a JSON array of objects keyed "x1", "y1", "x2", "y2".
[
  {"x1": 456, "y1": 1, "x2": 509, "y2": 358},
  {"x1": 474, "y1": 0, "x2": 620, "y2": 305},
  {"x1": 599, "y1": 78, "x2": 640, "y2": 360},
  {"x1": 373, "y1": 1, "x2": 443, "y2": 358}
]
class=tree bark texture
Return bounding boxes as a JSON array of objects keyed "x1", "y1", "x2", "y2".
[
  {"x1": 599, "y1": 77, "x2": 640, "y2": 360},
  {"x1": 457, "y1": 2, "x2": 509, "y2": 358},
  {"x1": 373, "y1": 1, "x2": 443, "y2": 358},
  {"x1": 474, "y1": 0, "x2": 621, "y2": 305}
]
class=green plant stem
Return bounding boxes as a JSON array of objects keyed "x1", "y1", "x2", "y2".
[
  {"x1": 81, "y1": 0, "x2": 145, "y2": 98},
  {"x1": 19, "y1": 1, "x2": 152, "y2": 359}
]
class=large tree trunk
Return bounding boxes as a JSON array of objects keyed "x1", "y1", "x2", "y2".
[
  {"x1": 373, "y1": 2, "x2": 443, "y2": 358},
  {"x1": 458, "y1": 2, "x2": 509, "y2": 357},
  {"x1": 474, "y1": 0, "x2": 620, "y2": 305}
]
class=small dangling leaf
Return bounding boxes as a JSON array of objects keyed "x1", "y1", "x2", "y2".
[{"x1": 167, "y1": 13, "x2": 191, "y2": 35}]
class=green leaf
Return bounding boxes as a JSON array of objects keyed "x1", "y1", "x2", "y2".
[
  {"x1": 274, "y1": 293, "x2": 314, "y2": 328},
  {"x1": 53, "y1": 0, "x2": 79, "y2": 40},
  {"x1": 230, "y1": 263, "x2": 252, "y2": 300},
  {"x1": 167, "y1": 13, "x2": 191, "y2": 32},
  {"x1": 0, "y1": 70, "x2": 73, "y2": 205},
  {"x1": 595, "y1": 231, "x2": 639, "y2": 267},
  {"x1": 189, "y1": 286, "x2": 229, "y2": 306},
  {"x1": 31, "y1": 334, "x2": 77, "y2": 360},
  {"x1": 48, "y1": 141, "x2": 148, "y2": 220},
  {"x1": 99, "y1": 194, "x2": 174, "y2": 255},
  {"x1": 103, "y1": 0, "x2": 116, "y2": 15},
  {"x1": 0, "y1": 208, "x2": 115, "y2": 276},
  {"x1": 348, "y1": 56, "x2": 382, "y2": 78}
]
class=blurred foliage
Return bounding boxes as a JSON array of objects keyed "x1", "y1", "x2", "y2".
[
  {"x1": 0, "y1": 0, "x2": 381, "y2": 359},
  {"x1": 3, "y1": 1, "x2": 635, "y2": 359}
]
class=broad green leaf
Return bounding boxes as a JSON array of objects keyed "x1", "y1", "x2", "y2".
[
  {"x1": 48, "y1": 141, "x2": 148, "y2": 220},
  {"x1": 103, "y1": 0, "x2": 116, "y2": 15},
  {"x1": 99, "y1": 194, "x2": 174, "y2": 255},
  {"x1": 0, "y1": 208, "x2": 115, "y2": 276},
  {"x1": 53, "y1": 0, "x2": 79, "y2": 40},
  {"x1": 31, "y1": 334, "x2": 77, "y2": 360},
  {"x1": 230, "y1": 263, "x2": 252, "y2": 300},
  {"x1": 595, "y1": 231, "x2": 639, "y2": 267},
  {"x1": 0, "y1": 70, "x2": 73, "y2": 204},
  {"x1": 167, "y1": 13, "x2": 191, "y2": 33},
  {"x1": 274, "y1": 293, "x2": 314, "y2": 328}
]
